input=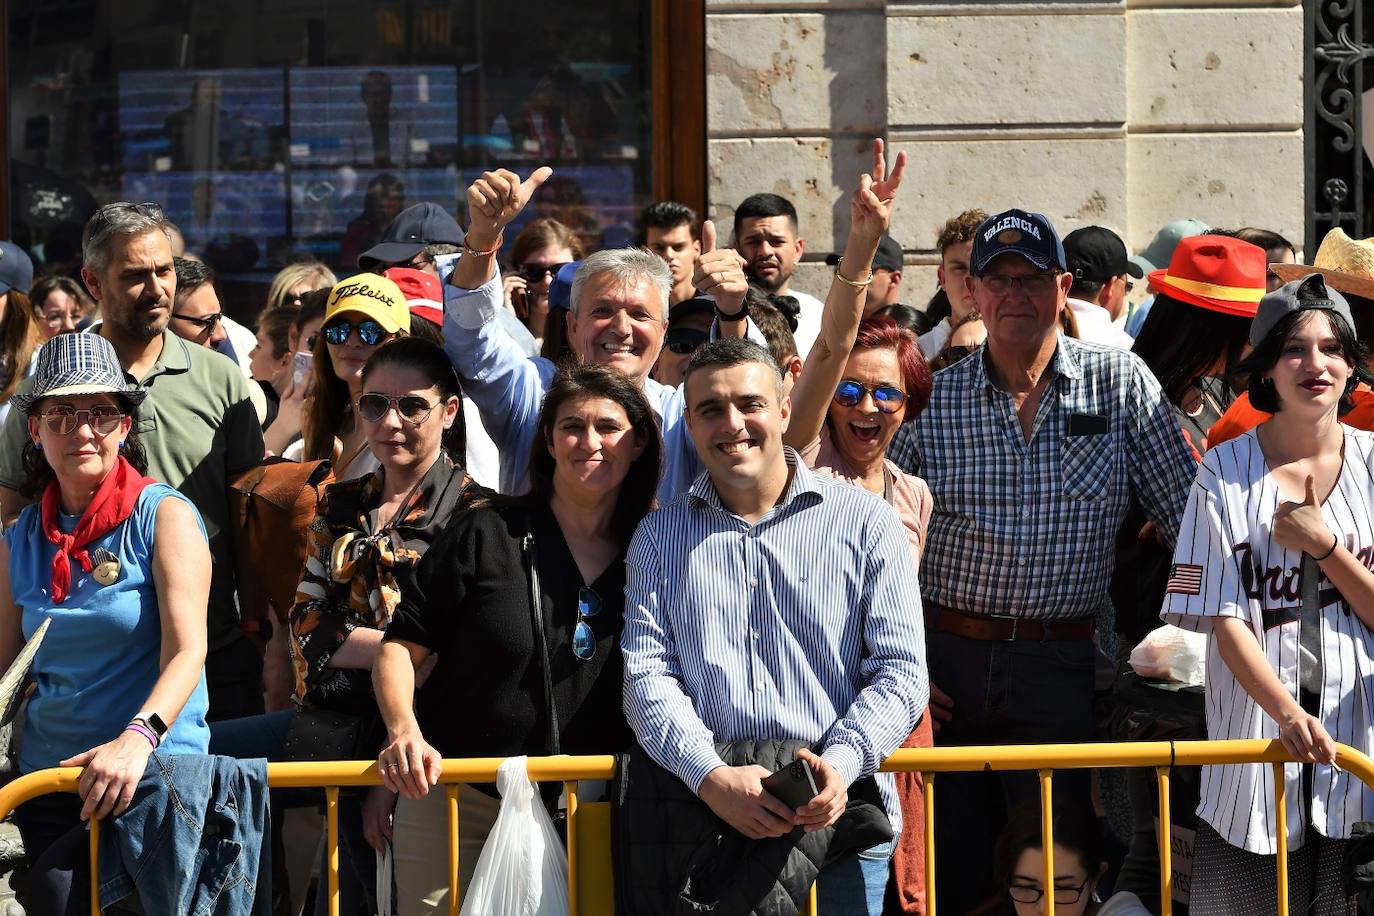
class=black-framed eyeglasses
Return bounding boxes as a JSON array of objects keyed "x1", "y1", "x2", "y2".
[
  {"x1": 38, "y1": 405, "x2": 125, "y2": 436},
  {"x1": 981, "y1": 272, "x2": 1060, "y2": 297},
  {"x1": 518, "y1": 262, "x2": 571, "y2": 284},
  {"x1": 323, "y1": 319, "x2": 389, "y2": 347},
  {"x1": 171, "y1": 311, "x2": 223, "y2": 332},
  {"x1": 356, "y1": 393, "x2": 439, "y2": 425},
  {"x1": 833, "y1": 380, "x2": 906, "y2": 413},
  {"x1": 666, "y1": 328, "x2": 710, "y2": 355},
  {"x1": 1124, "y1": 279, "x2": 1135, "y2": 294},
  {"x1": 1007, "y1": 879, "x2": 1090, "y2": 905},
  {"x1": 571, "y1": 587, "x2": 602, "y2": 661}
]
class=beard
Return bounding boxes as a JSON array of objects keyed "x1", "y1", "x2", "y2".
[
  {"x1": 110, "y1": 298, "x2": 171, "y2": 341},
  {"x1": 745, "y1": 263, "x2": 786, "y2": 293}
]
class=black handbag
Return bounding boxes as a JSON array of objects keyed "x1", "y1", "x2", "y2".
[{"x1": 280, "y1": 707, "x2": 368, "y2": 763}]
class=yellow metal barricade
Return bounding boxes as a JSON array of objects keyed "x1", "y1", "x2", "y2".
[{"x1": 0, "y1": 739, "x2": 1368, "y2": 916}]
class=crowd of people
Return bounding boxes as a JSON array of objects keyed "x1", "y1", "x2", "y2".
[{"x1": 0, "y1": 134, "x2": 1370, "y2": 916}]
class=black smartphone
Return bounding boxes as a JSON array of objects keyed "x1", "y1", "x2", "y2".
[{"x1": 760, "y1": 759, "x2": 819, "y2": 810}]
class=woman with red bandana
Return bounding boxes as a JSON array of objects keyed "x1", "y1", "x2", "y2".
[{"x1": 0, "y1": 333, "x2": 211, "y2": 914}]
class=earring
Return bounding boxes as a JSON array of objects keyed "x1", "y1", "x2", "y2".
[
  {"x1": 34, "y1": 442, "x2": 42, "y2": 452},
  {"x1": 118, "y1": 440, "x2": 125, "y2": 450}
]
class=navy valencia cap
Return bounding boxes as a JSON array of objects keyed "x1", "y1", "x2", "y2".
[{"x1": 971, "y1": 209, "x2": 1067, "y2": 277}]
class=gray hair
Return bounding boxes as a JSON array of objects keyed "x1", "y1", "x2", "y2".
[
  {"x1": 570, "y1": 248, "x2": 671, "y2": 319},
  {"x1": 682, "y1": 337, "x2": 786, "y2": 402},
  {"x1": 82, "y1": 202, "x2": 175, "y2": 274}
]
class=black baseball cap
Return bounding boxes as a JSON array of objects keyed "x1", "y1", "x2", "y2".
[
  {"x1": 971, "y1": 209, "x2": 1067, "y2": 277},
  {"x1": 824, "y1": 234, "x2": 903, "y2": 273},
  {"x1": 358, "y1": 202, "x2": 464, "y2": 269},
  {"x1": 668, "y1": 294, "x2": 716, "y2": 326},
  {"x1": 0, "y1": 242, "x2": 34, "y2": 295},
  {"x1": 1063, "y1": 226, "x2": 1144, "y2": 283}
]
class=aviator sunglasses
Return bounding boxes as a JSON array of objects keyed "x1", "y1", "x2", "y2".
[
  {"x1": 39, "y1": 405, "x2": 125, "y2": 436},
  {"x1": 571, "y1": 587, "x2": 602, "y2": 661},
  {"x1": 833, "y1": 380, "x2": 906, "y2": 414},
  {"x1": 323, "y1": 318, "x2": 389, "y2": 347},
  {"x1": 356, "y1": 393, "x2": 439, "y2": 425}
]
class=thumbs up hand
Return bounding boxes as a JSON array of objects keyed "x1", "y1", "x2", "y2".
[
  {"x1": 465, "y1": 166, "x2": 554, "y2": 249},
  {"x1": 692, "y1": 219, "x2": 750, "y2": 319},
  {"x1": 1273, "y1": 474, "x2": 1338, "y2": 558}
]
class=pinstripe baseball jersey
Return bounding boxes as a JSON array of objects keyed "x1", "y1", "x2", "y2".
[
  {"x1": 1163, "y1": 428, "x2": 1374, "y2": 854},
  {"x1": 621, "y1": 451, "x2": 929, "y2": 832}
]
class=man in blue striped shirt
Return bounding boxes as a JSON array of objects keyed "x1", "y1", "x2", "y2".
[{"x1": 622, "y1": 338, "x2": 928, "y2": 915}]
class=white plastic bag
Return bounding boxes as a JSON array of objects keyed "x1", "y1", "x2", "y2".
[
  {"x1": 459, "y1": 756, "x2": 570, "y2": 916},
  {"x1": 1129, "y1": 625, "x2": 1207, "y2": 686}
]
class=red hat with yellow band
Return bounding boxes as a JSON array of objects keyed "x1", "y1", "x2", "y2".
[{"x1": 1146, "y1": 235, "x2": 1267, "y2": 317}]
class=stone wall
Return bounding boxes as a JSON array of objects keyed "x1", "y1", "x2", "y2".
[{"x1": 704, "y1": 0, "x2": 1304, "y2": 302}]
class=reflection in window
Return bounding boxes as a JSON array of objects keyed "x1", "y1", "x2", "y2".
[{"x1": 6, "y1": 0, "x2": 652, "y2": 316}]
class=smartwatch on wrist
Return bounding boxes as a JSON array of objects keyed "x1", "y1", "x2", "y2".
[{"x1": 133, "y1": 711, "x2": 168, "y2": 742}]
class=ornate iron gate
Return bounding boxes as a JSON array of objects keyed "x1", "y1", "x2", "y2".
[{"x1": 1307, "y1": 0, "x2": 1373, "y2": 252}]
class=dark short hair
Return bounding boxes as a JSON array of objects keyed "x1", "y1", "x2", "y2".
[
  {"x1": 1238, "y1": 308, "x2": 1374, "y2": 414},
  {"x1": 682, "y1": 337, "x2": 783, "y2": 406},
  {"x1": 526, "y1": 363, "x2": 662, "y2": 546},
  {"x1": 294, "y1": 287, "x2": 330, "y2": 333},
  {"x1": 732, "y1": 193, "x2": 798, "y2": 241},
  {"x1": 173, "y1": 257, "x2": 215, "y2": 301},
  {"x1": 1233, "y1": 227, "x2": 1296, "y2": 259},
  {"x1": 873, "y1": 303, "x2": 929, "y2": 337},
  {"x1": 748, "y1": 299, "x2": 799, "y2": 368},
  {"x1": 640, "y1": 201, "x2": 698, "y2": 241},
  {"x1": 1069, "y1": 277, "x2": 1105, "y2": 300}
]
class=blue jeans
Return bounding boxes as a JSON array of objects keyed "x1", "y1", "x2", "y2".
[{"x1": 816, "y1": 838, "x2": 895, "y2": 916}]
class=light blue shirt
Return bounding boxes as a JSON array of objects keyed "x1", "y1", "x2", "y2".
[
  {"x1": 620, "y1": 452, "x2": 929, "y2": 831},
  {"x1": 7, "y1": 484, "x2": 211, "y2": 772},
  {"x1": 443, "y1": 273, "x2": 702, "y2": 499}
]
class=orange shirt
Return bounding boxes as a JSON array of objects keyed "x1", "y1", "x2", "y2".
[{"x1": 1207, "y1": 387, "x2": 1374, "y2": 447}]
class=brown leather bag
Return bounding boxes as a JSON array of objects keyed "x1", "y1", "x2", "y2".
[{"x1": 229, "y1": 457, "x2": 332, "y2": 636}]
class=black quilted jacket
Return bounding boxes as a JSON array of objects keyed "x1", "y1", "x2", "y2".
[{"x1": 610, "y1": 740, "x2": 893, "y2": 916}]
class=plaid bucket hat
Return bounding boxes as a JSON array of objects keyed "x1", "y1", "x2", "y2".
[{"x1": 10, "y1": 333, "x2": 147, "y2": 414}]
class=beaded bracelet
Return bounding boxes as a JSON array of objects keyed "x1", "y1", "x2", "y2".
[
  {"x1": 832, "y1": 256, "x2": 874, "y2": 290},
  {"x1": 125, "y1": 722, "x2": 159, "y2": 749}
]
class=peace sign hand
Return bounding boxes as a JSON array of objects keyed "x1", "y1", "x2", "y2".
[
  {"x1": 849, "y1": 138, "x2": 907, "y2": 243},
  {"x1": 465, "y1": 166, "x2": 554, "y2": 248}
]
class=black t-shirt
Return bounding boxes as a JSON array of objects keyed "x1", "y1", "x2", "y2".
[{"x1": 386, "y1": 501, "x2": 633, "y2": 760}]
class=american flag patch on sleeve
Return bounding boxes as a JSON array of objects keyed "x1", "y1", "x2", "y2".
[{"x1": 1166, "y1": 563, "x2": 1204, "y2": 596}]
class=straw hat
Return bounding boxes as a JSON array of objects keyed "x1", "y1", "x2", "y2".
[{"x1": 1271, "y1": 228, "x2": 1374, "y2": 299}]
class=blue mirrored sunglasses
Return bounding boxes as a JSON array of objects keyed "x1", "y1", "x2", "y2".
[
  {"x1": 833, "y1": 380, "x2": 906, "y2": 413},
  {"x1": 571, "y1": 586, "x2": 602, "y2": 661},
  {"x1": 323, "y1": 318, "x2": 388, "y2": 346}
]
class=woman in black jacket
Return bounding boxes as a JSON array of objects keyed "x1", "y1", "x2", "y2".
[{"x1": 371, "y1": 362, "x2": 662, "y2": 910}]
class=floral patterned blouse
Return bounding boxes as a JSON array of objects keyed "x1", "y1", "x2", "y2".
[{"x1": 288, "y1": 453, "x2": 483, "y2": 714}]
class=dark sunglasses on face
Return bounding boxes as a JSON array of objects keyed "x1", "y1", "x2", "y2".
[
  {"x1": 518, "y1": 263, "x2": 571, "y2": 284},
  {"x1": 833, "y1": 380, "x2": 906, "y2": 413},
  {"x1": 665, "y1": 328, "x2": 710, "y2": 355},
  {"x1": 39, "y1": 405, "x2": 125, "y2": 436},
  {"x1": 357, "y1": 393, "x2": 439, "y2": 425},
  {"x1": 572, "y1": 587, "x2": 602, "y2": 661},
  {"x1": 172, "y1": 311, "x2": 223, "y2": 331},
  {"x1": 323, "y1": 319, "x2": 389, "y2": 346}
]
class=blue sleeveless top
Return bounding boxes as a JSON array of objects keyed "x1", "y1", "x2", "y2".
[{"x1": 6, "y1": 483, "x2": 211, "y2": 773}]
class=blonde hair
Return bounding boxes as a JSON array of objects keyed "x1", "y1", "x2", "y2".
[{"x1": 265, "y1": 262, "x2": 337, "y2": 313}]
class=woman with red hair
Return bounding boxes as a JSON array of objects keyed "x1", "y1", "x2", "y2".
[{"x1": 780, "y1": 140, "x2": 933, "y2": 914}]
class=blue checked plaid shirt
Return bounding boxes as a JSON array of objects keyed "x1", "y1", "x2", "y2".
[{"x1": 899, "y1": 337, "x2": 1195, "y2": 620}]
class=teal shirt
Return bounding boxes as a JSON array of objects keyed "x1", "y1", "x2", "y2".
[
  {"x1": 6, "y1": 484, "x2": 211, "y2": 773},
  {"x1": 0, "y1": 330, "x2": 264, "y2": 647}
]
